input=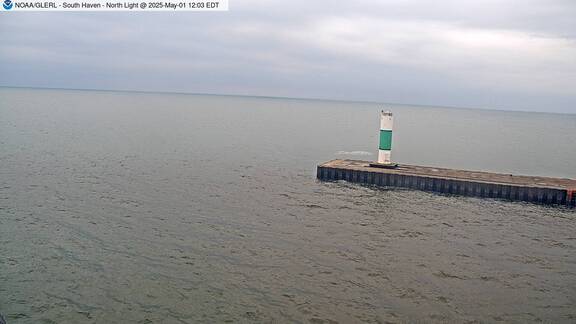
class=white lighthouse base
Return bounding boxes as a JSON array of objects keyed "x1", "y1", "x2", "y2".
[{"x1": 371, "y1": 150, "x2": 397, "y2": 168}]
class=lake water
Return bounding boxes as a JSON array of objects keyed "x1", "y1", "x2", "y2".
[{"x1": 1, "y1": 87, "x2": 575, "y2": 323}]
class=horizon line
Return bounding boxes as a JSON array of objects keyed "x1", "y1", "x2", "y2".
[{"x1": 0, "y1": 85, "x2": 571, "y2": 116}]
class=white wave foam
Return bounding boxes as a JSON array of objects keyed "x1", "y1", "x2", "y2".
[{"x1": 336, "y1": 151, "x2": 373, "y2": 156}]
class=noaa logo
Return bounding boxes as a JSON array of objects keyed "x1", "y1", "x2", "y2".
[{"x1": 3, "y1": 0, "x2": 13, "y2": 10}]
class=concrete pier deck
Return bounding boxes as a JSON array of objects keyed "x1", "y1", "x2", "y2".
[{"x1": 317, "y1": 159, "x2": 576, "y2": 207}]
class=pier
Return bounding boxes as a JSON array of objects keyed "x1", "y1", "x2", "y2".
[{"x1": 317, "y1": 159, "x2": 576, "y2": 207}]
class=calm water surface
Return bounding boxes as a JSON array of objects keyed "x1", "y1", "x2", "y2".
[{"x1": 1, "y1": 88, "x2": 575, "y2": 323}]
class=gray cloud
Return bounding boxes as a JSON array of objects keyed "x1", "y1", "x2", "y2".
[{"x1": 1, "y1": 0, "x2": 575, "y2": 112}]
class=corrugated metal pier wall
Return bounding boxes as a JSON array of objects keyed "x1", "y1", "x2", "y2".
[{"x1": 317, "y1": 160, "x2": 576, "y2": 207}]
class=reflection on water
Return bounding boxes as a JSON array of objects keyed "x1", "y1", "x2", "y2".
[{"x1": 1, "y1": 88, "x2": 575, "y2": 323}]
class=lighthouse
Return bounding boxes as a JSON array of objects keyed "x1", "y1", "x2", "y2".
[{"x1": 370, "y1": 110, "x2": 397, "y2": 168}]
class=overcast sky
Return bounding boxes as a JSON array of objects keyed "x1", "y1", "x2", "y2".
[{"x1": 1, "y1": 0, "x2": 575, "y2": 112}]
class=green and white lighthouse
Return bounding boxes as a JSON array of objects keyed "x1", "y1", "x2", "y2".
[{"x1": 377, "y1": 110, "x2": 394, "y2": 164}]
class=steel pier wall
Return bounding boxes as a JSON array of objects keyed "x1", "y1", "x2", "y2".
[{"x1": 317, "y1": 166, "x2": 574, "y2": 207}]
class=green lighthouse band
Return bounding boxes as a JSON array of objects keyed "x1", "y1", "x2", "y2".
[{"x1": 379, "y1": 129, "x2": 392, "y2": 150}]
